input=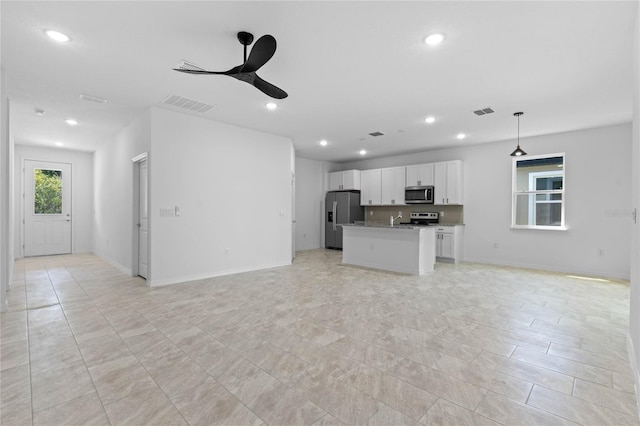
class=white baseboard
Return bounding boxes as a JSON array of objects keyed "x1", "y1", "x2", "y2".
[
  {"x1": 463, "y1": 257, "x2": 630, "y2": 281},
  {"x1": 148, "y1": 261, "x2": 292, "y2": 287},
  {"x1": 627, "y1": 334, "x2": 640, "y2": 416}
]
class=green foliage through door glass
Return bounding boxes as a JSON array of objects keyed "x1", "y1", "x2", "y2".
[{"x1": 34, "y1": 169, "x2": 62, "y2": 214}]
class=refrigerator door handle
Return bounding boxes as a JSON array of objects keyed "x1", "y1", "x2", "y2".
[{"x1": 333, "y1": 200, "x2": 338, "y2": 231}]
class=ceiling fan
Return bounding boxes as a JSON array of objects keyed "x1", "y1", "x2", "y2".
[{"x1": 173, "y1": 31, "x2": 288, "y2": 99}]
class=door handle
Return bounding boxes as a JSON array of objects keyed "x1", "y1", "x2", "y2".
[{"x1": 333, "y1": 201, "x2": 337, "y2": 231}]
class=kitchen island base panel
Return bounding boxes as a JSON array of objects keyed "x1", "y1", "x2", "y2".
[{"x1": 342, "y1": 226, "x2": 435, "y2": 275}]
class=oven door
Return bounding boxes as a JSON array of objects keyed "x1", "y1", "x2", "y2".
[{"x1": 404, "y1": 186, "x2": 434, "y2": 204}]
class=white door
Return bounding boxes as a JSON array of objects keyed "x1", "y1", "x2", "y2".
[
  {"x1": 138, "y1": 160, "x2": 148, "y2": 278},
  {"x1": 24, "y1": 160, "x2": 72, "y2": 256}
]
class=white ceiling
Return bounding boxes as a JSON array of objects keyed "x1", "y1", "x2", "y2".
[{"x1": 2, "y1": 1, "x2": 637, "y2": 162}]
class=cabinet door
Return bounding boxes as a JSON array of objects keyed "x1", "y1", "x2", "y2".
[
  {"x1": 392, "y1": 167, "x2": 406, "y2": 205},
  {"x1": 445, "y1": 161, "x2": 463, "y2": 204},
  {"x1": 341, "y1": 170, "x2": 361, "y2": 190},
  {"x1": 440, "y1": 233, "x2": 455, "y2": 258},
  {"x1": 406, "y1": 166, "x2": 420, "y2": 187},
  {"x1": 381, "y1": 167, "x2": 406, "y2": 205},
  {"x1": 406, "y1": 164, "x2": 434, "y2": 186},
  {"x1": 380, "y1": 168, "x2": 395, "y2": 205},
  {"x1": 361, "y1": 169, "x2": 381, "y2": 205},
  {"x1": 434, "y1": 162, "x2": 447, "y2": 204},
  {"x1": 418, "y1": 164, "x2": 434, "y2": 186},
  {"x1": 328, "y1": 172, "x2": 342, "y2": 191}
]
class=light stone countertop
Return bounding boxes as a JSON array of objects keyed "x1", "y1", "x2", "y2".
[{"x1": 342, "y1": 222, "x2": 437, "y2": 230}]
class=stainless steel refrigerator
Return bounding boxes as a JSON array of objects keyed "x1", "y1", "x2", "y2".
[{"x1": 325, "y1": 191, "x2": 364, "y2": 249}]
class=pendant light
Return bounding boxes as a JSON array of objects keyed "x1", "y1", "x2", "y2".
[{"x1": 510, "y1": 112, "x2": 527, "y2": 156}]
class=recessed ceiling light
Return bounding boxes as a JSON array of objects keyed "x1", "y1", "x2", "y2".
[
  {"x1": 265, "y1": 102, "x2": 278, "y2": 110},
  {"x1": 425, "y1": 116, "x2": 435, "y2": 124},
  {"x1": 35, "y1": 109, "x2": 45, "y2": 116},
  {"x1": 359, "y1": 149, "x2": 367, "y2": 156},
  {"x1": 424, "y1": 33, "x2": 445, "y2": 46},
  {"x1": 320, "y1": 140, "x2": 328, "y2": 146},
  {"x1": 65, "y1": 119, "x2": 78, "y2": 126},
  {"x1": 54, "y1": 142, "x2": 64, "y2": 147},
  {"x1": 44, "y1": 30, "x2": 71, "y2": 42},
  {"x1": 456, "y1": 133, "x2": 466, "y2": 140}
]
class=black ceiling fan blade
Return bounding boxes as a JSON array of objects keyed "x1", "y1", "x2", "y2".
[
  {"x1": 241, "y1": 35, "x2": 276, "y2": 73},
  {"x1": 253, "y1": 74, "x2": 288, "y2": 99}
]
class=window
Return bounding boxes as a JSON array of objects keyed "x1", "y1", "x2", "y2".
[
  {"x1": 34, "y1": 168, "x2": 63, "y2": 214},
  {"x1": 512, "y1": 153, "x2": 565, "y2": 229}
]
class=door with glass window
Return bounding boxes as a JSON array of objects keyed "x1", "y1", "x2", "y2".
[{"x1": 24, "y1": 160, "x2": 72, "y2": 256}]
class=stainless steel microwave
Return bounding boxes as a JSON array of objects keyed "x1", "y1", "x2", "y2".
[{"x1": 404, "y1": 186, "x2": 434, "y2": 204}]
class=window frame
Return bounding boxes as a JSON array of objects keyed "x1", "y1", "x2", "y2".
[{"x1": 511, "y1": 152, "x2": 567, "y2": 231}]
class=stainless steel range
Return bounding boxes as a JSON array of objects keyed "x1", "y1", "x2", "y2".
[{"x1": 408, "y1": 211, "x2": 439, "y2": 225}]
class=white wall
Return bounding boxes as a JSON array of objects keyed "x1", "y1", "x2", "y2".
[
  {"x1": 295, "y1": 157, "x2": 325, "y2": 250},
  {"x1": 148, "y1": 107, "x2": 293, "y2": 286},
  {"x1": 628, "y1": 2, "x2": 640, "y2": 411},
  {"x1": 93, "y1": 111, "x2": 150, "y2": 273},
  {"x1": 0, "y1": 66, "x2": 13, "y2": 312},
  {"x1": 340, "y1": 123, "x2": 632, "y2": 279},
  {"x1": 13, "y1": 146, "x2": 94, "y2": 257}
]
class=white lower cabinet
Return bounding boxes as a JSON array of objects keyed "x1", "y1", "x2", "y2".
[{"x1": 435, "y1": 225, "x2": 464, "y2": 263}]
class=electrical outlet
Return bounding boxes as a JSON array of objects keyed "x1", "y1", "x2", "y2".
[
  {"x1": 175, "y1": 206, "x2": 180, "y2": 216},
  {"x1": 398, "y1": 211, "x2": 403, "y2": 218},
  {"x1": 225, "y1": 248, "x2": 230, "y2": 255},
  {"x1": 370, "y1": 211, "x2": 374, "y2": 216},
  {"x1": 440, "y1": 211, "x2": 445, "y2": 217}
]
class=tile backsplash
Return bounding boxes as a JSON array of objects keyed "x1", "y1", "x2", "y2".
[{"x1": 364, "y1": 205, "x2": 464, "y2": 225}]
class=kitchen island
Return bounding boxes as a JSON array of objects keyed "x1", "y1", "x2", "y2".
[{"x1": 341, "y1": 224, "x2": 436, "y2": 275}]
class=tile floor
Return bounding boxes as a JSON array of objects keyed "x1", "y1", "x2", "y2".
[{"x1": 1, "y1": 249, "x2": 639, "y2": 425}]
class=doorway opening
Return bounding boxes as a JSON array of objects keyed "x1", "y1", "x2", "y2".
[{"x1": 132, "y1": 153, "x2": 148, "y2": 279}]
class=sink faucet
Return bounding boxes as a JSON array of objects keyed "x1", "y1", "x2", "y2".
[{"x1": 390, "y1": 212, "x2": 403, "y2": 226}]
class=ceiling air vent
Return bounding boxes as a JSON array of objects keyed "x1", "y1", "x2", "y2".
[
  {"x1": 79, "y1": 94, "x2": 108, "y2": 104},
  {"x1": 473, "y1": 107, "x2": 495, "y2": 116},
  {"x1": 162, "y1": 94, "x2": 214, "y2": 114},
  {"x1": 368, "y1": 131, "x2": 385, "y2": 137}
]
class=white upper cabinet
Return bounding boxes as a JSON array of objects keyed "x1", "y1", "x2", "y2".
[
  {"x1": 328, "y1": 170, "x2": 361, "y2": 191},
  {"x1": 405, "y1": 163, "x2": 434, "y2": 187},
  {"x1": 381, "y1": 167, "x2": 406, "y2": 205},
  {"x1": 434, "y1": 160, "x2": 463, "y2": 205},
  {"x1": 360, "y1": 169, "x2": 382, "y2": 206}
]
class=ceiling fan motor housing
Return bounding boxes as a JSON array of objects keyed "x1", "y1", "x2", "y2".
[{"x1": 237, "y1": 31, "x2": 254, "y2": 46}]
